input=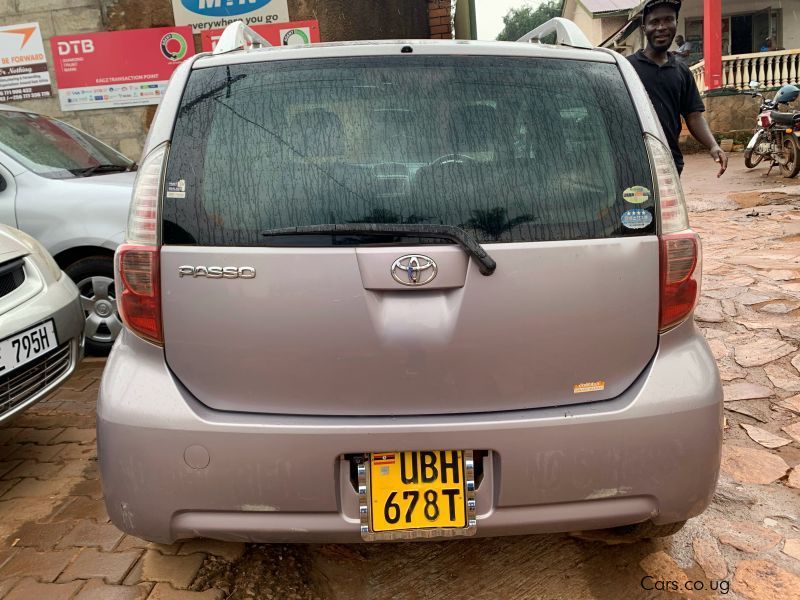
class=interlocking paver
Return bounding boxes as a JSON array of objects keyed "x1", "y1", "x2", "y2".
[
  {"x1": 3, "y1": 460, "x2": 64, "y2": 480},
  {"x1": 4, "y1": 577, "x2": 84, "y2": 600},
  {"x1": 58, "y1": 548, "x2": 141, "y2": 585},
  {"x1": 57, "y1": 443, "x2": 96, "y2": 461},
  {"x1": 0, "y1": 577, "x2": 20, "y2": 597},
  {"x1": 70, "y1": 478, "x2": 103, "y2": 499},
  {"x1": 0, "y1": 461, "x2": 21, "y2": 478},
  {"x1": 56, "y1": 519, "x2": 125, "y2": 551},
  {"x1": 0, "y1": 498, "x2": 69, "y2": 544},
  {"x1": 1, "y1": 477, "x2": 80, "y2": 500},
  {"x1": 51, "y1": 428, "x2": 96, "y2": 445},
  {"x1": 0, "y1": 429, "x2": 22, "y2": 446},
  {"x1": 51, "y1": 496, "x2": 110, "y2": 523},
  {"x1": 10, "y1": 520, "x2": 77, "y2": 551},
  {"x1": 146, "y1": 542, "x2": 182, "y2": 556},
  {"x1": 0, "y1": 548, "x2": 77, "y2": 582},
  {"x1": 58, "y1": 459, "x2": 94, "y2": 479},
  {"x1": 59, "y1": 378, "x2": 97, "y2": 393},
  {"x1": 138, "y1": 550, "x2": 205, "y2": 589},
  {"x1": 0, "y1": 549, "x2": 17, "y2": 571},
  {"x1": 49, "y1": 402, "x2": 94, "y2": 416},
  {"x1": 9, "y1": 428, "x2": 64, "y2": 445},
  {"x1": 116, "y1": 535, "x2": 148, "y2": 552},
  {"x1": 0, "y1": 479, "x2": 20, "y2": 498},
  {"x1": 146, "y1": 583, "x2": 224, "y2": 600},
  {"x1": 5, "y1": 444, "x2": 66, "y2": 462},
  {"x1": 75, "y1": 578, "x2": 152, "y2": 600},
  {"x1": 8, "y1": 415, "x2": 65, "y2": 429},
  {"x1": 33, "y1": 401, "x2": 65, "y2": 416}
]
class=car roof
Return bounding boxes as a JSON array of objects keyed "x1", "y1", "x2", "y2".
[
  {"x1": 0, "y1": 104, "x2": 34, "y2": 114},
  {"x1": 193, "y1": 38, "x2": 615, "y2": 70},
  {"x1": 145, "y1": 35, "x2": 666, "y2": 156}
]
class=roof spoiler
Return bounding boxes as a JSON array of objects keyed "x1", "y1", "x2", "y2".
[
  {"x1": 212, "y1": 21, "x2": 271, "y2": 55},
  {"x1": 517, "y1": 17, "x2": 593, "y2": 49}
]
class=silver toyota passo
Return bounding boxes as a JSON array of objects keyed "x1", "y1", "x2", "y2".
[{"x1": 99, "y1": 20, "x2": 722, "y2": 544}]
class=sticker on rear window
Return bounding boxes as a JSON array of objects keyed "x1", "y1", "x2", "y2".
[
  {"x1": 622, "y1": 185, "x2": 651, "y2": 204},
  {"x1": 166, "y1": 179, "x2": 186, "y2": 199},
  {"x1": 621, "y1": 208, "x2": 653, "y2": 230},
  {"x1": 574, "y1": 380, "x2": 605, "y2": 394}
]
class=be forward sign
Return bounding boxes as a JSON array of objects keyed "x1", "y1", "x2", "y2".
[
  {"x1": 0, "y1": 22, "x2": 52, "y2": 103},
  {"x1": 172, "y1": 0, "x2": 289, "y2": 33}
]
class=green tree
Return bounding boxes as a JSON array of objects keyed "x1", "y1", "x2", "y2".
[{"x1": 496, "y1": 1, "x2": 563, "y2": 42}]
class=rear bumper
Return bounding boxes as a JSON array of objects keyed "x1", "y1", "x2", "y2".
[{"x1": 98, "y1": 321, "x2": 722, "y2": 543}]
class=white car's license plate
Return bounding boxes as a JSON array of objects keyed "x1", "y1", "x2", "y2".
[{"x1": 0, "y1": 320, "x2": 57, "y2": 376}]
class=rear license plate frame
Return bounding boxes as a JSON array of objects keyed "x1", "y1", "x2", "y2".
[{"x1": 358, "y1": 449, "x2": 477, "y2": 541}]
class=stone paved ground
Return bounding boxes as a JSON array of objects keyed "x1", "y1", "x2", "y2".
[{"x1": 0, "y1": 153, "x2": 798, "y2": 599}]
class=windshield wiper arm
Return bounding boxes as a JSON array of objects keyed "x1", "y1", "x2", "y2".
[
  {"x1": 75, "y1": 164, "x2": 133, "y2": 177},
  {"x1": 261, "y1": 224, "x2": 496, "y2": 276}
]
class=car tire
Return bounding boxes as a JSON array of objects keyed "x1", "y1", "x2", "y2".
[
  {"x1": 571, "y1": 520, "x2": 687, "y2": 544},
  {"x1": 612, "y1": 520, "x2": 687, "y2": 540},
  {"x1": 64, "y1": 256, "x2": 121, "y2": 356}
]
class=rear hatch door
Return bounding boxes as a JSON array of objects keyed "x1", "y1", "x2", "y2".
[{"x1": 159, "y1": 51, "x2": 659, "y2": 416}]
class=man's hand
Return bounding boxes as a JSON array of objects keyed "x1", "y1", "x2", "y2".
[
  {"x1": 710, "y1": 145, "x2": 728, "y2": 177},
  {"x1": 685, "y1": 113, "x2": 728, "y2": 177}
]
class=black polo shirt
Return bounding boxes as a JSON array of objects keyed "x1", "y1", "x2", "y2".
[{"x1": 627, "y1": 50, "x2": 705, "y2": 171}]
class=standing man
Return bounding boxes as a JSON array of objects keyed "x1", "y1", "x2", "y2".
[
  {"x1": 628, "y1": 0, "x2": 727, "y2": 177},
  {"x1": 673, "y1": 34, "x2": 692, "y2": 64}
]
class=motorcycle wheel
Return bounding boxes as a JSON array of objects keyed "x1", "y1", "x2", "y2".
[
  {"x1": 780, "y1": 136, "x2": 800, "y2": 178},
  {"x1": 744, "y1": 131, "x2": 765, "y2": 169},
  {"x1": 744, "y1": 148, "x2": 765, "y2": 168}
]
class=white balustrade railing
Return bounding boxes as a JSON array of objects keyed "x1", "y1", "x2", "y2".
[{"x1": 689, "y1": 48, "x2": 800, "y2": 91}]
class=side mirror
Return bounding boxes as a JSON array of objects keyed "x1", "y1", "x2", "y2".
[
  {"x1": 749, "y1": 80, "x2": 761, "y2": 89},
  {"x1": 0, "y1": 175, "x2": 6, "y2": 193}
]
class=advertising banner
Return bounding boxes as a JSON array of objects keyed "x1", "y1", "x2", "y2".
[
  {"x1": 200, "y1": 20, "x2": 320, "y2": 52},
  {"x1": 172, "y1": 0, "x2": 289, "y2": 33},
  {"x1": 50, "y1": 27, "x2": 194, "y2": 112},
  {"x1": 0, "y1": 22, "x2": 52, "y2": 103}
]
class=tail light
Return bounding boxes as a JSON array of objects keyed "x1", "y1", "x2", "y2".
[
  {"x1": 115, "y1": 144, "x2": 167, "y2": 345},
  {"x1": 760, "y1": 113, "x2": 771, "y2": 127},
  {"x1": 646, "y1": 136, "x2": 701, "y2": 332}
]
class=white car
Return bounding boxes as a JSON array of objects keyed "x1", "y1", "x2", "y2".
[
  {"x1": 0, "y1": 224, "x2": 83, "y2": 422},
  {"x1": 0, "y1": 105, "x2": 135, "y2": 354}
]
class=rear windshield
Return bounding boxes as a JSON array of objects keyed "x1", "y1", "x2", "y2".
[{"x1": 163, "y1": 55, "x2": 655, "y2": 246}]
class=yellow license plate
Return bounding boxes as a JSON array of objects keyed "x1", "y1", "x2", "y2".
[{"x1": 369, "y1": 450, "x2": 467, "y2": 533}]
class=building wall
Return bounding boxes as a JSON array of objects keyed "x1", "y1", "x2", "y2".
[
  {"x1": 562, "y1": 1, "x2": 631, "y2": 48},
  {"x1": 0, "y1": 0, "x2": 437, "y2": 161},
  {"x1": 680, "y1": 0, "x2": 800, "y2": 50},
  {"x1": 702, "y1": 93, "x2": 756, "y2": 134},
  {"x1": 600, "y1": 15, "x2": 627, "y2": 43}
]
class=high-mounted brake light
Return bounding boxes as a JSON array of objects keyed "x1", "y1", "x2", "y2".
[
  {"x1": 115, "y1": 144, "x2": 167, "y2": 345},
  {"x1": 646, "y1": 136, "x2": 700, "y2": 332}
]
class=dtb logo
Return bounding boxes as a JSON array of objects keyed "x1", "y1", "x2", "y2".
[
  {"x1": 57, "y1": 40, "x2": 94, "y2": 56},
  {"x1": 183, "y1": 0, "x2": 271, "y2": 17}
]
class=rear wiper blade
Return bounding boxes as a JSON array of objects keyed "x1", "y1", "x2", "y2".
[
  {"x1": 261, "y1": 224, "x2": 497, "y2": 276},
  {"x1": 75, "y1": 164, "x2": 133, "y2": 177}
]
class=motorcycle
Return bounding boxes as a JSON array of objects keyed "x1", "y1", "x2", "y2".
[{"x1": 744, "y1": 81, "x2": 800, "y2": 177}]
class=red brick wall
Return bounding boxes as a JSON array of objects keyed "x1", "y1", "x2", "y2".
[{"x1": 428, "y1": 0, "x2": 453, "y2": 39}]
